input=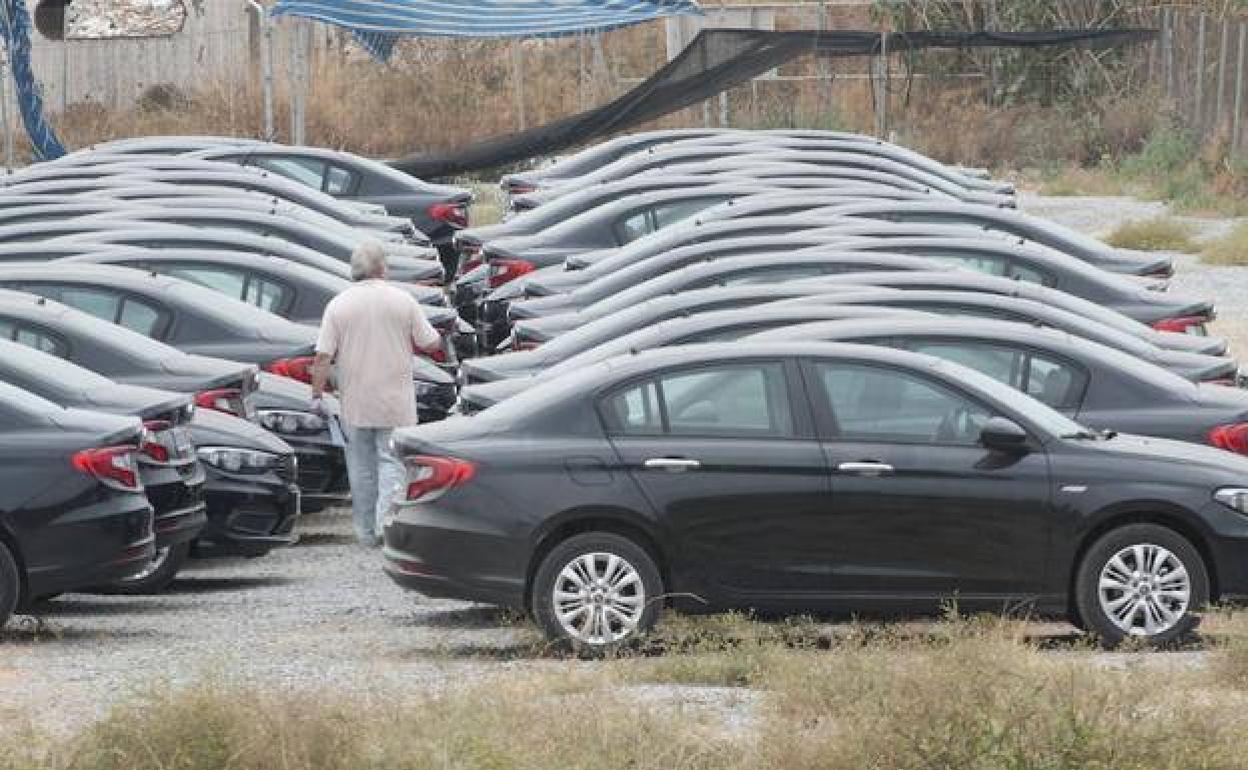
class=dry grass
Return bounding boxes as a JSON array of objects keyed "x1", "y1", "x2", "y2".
[
  {"x1": 1202, "y1": 222, "x2": 1248, "y2": 265},
  {"x1": 1104, "y1": 216, "x2": 1201, "y2": 252},
  {"x1": 8, "y1": 613, "x2": 1248, "y2": 769}
]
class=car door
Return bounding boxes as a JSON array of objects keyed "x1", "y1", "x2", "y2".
[
  {"x1": 802, "y1": 358, "x2": 1052, "y2": 603},
  {"x1": 600, "y1": 359, "x2": 833, "y2": 601}
]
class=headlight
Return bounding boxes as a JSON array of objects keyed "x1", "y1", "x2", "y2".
[
  {"x1": 1214, "y1": 487, "x2": 1248, "y2": 514},
  {"x1": 256, "y1": 409, "x2": 325, "y2": 435},
  {"x1": 197, "y1": 446, "x2": 281, "y2": 474},
  {"x1": 413, "y1": 380, "x2": 448, "y2": 398}
]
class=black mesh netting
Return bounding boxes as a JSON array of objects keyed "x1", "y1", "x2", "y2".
[{"x1": 392, "y1": 27, "x2": 1155, "y2": 180}]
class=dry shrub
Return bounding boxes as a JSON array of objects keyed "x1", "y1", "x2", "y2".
[
  {"x1": 1105, "y1": 216, "x2": 1200, "y2": 251},
  {"x1": 1202, "y1": 222, "x2": 1248, "y2": 265}
]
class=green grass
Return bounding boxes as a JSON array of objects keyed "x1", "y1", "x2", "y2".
[{"x1": 1104, "y1": 216, "x2": 1200, "y2": 252}]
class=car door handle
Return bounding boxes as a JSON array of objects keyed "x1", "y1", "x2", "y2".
[
  {"x1": 643, "y1": 458, "x2": 701, "y2": 472},
  {"x1": 836, "y1": 461, "x2": 894, "y2": 476}
]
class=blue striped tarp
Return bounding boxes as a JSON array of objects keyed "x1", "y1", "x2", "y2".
[{"x1": 271, "y1": 1, "x2": 702, "y2": 59}]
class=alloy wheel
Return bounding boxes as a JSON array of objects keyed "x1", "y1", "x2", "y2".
[
  {"x1": 552, "y1": 552, "x2": 645, "y2": 645},
  {"x1": 1097, "y1": 543, "x2": 1191, "y2": 636}
]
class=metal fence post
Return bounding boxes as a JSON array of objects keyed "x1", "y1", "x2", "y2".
[
  {"x1": 247, "y1": 0, "x2": 274, "y2": 140},
  {"x1": 511, "y1": 39, "x2": 526, "y2": 132},
  {"x1": 1163, "y1": 8, "x2": 1175, "y2": 100},
  {"x1": 0, "y1": 57, "x2": 11, "y2": 171},
  {"x1": 1234, "y1": 23, "x2": 1246, "y2": 152},
  {"x1": 1195, "y1": 13, "x2": 1207, "y2": 130},
  {"x1": 874, "y1": 30, "x2": 888, "y2": 138},
  {"x1": 1216, "y1": 18, "x2": 1229, "y2": 129}
]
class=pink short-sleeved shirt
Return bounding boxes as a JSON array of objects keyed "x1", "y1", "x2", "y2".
[{"x1": 315, "y1": 280, "x2": 440, "y2": 428}]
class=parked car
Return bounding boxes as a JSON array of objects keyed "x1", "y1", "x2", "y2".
[
  {"x1": 0, "y1": 288, "x2": 346, "y2": 508},
  {"x1": 385, "y1": 341, "x2": 1248, "y2": 648},
  {"x1": 694, "y1": 195, "x2": 1172, "y2": 277},
  {"x1": 186, "y1": 145, "x2": 473, "y2": 252},
  {"x1": 789, "y1": 271, "x2": 1223, "y2": 353},
  {"x1": 0, "y1": 381, "x2": 154, "y2": 621},
  {"x1": 65, "y1": 135, "x2": 270, "y2": 157},
  {"x1": 0, "y1": 338, "x2": 208, "y2": 590},
  {"x1": 60, "y1": 250, "x2": 466, "y2": 366}
]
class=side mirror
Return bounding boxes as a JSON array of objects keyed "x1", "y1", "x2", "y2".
[{"x1": 979, "y1": 416, "x2": 1029, "y2": 452}]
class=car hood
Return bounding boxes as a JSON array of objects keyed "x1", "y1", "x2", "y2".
[
  {"x1": 1068, "y1": 431, "x2": 1248, "y2": 478},
  {"x1": 252, "y1": 371, "x2": 316, "y2": 411},
  {"x1": 189, "y1": 407, "x2": 293, "y2": 454}
]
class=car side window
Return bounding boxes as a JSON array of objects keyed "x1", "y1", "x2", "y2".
[
  {"x1": 652, "y1": 198, "x2": 722, "y2": 229},
  {"x1": 717, "y1": 266, "x2": 824, "y2": 286},
  {"x1": 923, "y1": 253, "x2": 1008, "y2": 277},
  {"x1": 615, "y1": 211, "x2": 654, "y2": 245},
  {"x1": 601, "y1": 363, "x2": 794, "y2": 438},
  {"x1": 660, "y1": 364, "x2": 793, "y2": 437},
  {"x1": 243, "y1": 276, "x2": 292, "y2": 314},
  {"x1": 815, "y1": 362, "x2": 992, "y2": 446},
  {"x1": 1007, "y1": 261, "x2": 1054, "y2": 287},
  {"x1": 57, "y1": 287, "x2": 120, "y2": 323},
  {"x1": 252, "y1": 156, "x2": 327, "y2": 190},
  {"x1": 324, "y1": 165, "x2": 357, "y2": 195},
  {"x1": 14, "y1": 326, "x2": 68, "y2": 357},
  {"x1": 118, "y1": 299, "x2": 165, "y2": 337},
  {"x1": 901, "y1": 340, "x2": 1025, "y2": 390},
  {"x1": 602, "y1": 381, "x2": 662, "y2": 435},
  {"x1": 1025, "y1": 354, "x2": 1088, "y2": 413},
  {"x1": 166, "y1": 266, "x2": 248, "y2": 300}
]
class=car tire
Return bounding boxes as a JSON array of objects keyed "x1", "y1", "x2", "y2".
[
  {"x1": 531, "y1": 532, "x2": 663, "y2": 653},
  {"x1": 1074, "y1": 524, "x2": 1208, "y2": 647},
  {"x1": 0, "y1": 542, "x2": 19, "y2": 629},
  {"x1": 98, "y1": 542, "x2": 191, "y2": 595}
]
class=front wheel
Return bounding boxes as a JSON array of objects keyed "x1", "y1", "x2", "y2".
[
  {"x1": 1074, "y1": 524, "x2": 1208, "y2": 647},
  {"x1": 530, "y1": 532, "x2": 663, "y2": 652}
]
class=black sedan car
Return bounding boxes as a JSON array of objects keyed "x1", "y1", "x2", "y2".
[
  {"x1": 187, "y1": 145, "x2": 473, "y2": 251},
  {"x1": 0, "y1": 289, "x2": 345, "y2": 510},
  {"x1": 0, "y1": 339, "x2": 207, "y2": 592},
  {"x1": 0, "y1": 382, "x2": 155, "y2": 621},
  {"x1": 384, "y1": 342, "x2": 1248, "y2": 649}
]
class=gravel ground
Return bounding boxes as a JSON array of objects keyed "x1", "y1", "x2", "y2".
[{"x1": 1, "y1": 192, "x2": 1245, "y2": 734}]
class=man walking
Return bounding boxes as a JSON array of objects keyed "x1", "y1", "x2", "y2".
[{"x1": 311, "y1": 241, "x2": 441, "y2": 546}]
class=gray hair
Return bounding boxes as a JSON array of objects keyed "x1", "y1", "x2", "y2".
[{"x1": 350, "y1": 240, "x2": 388, "y2": 281}]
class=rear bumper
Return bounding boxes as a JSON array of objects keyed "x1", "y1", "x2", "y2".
[
  {"x1": 24, "y1": 497, "x2": 156, "y2": 600},
  {"x1": 198, "y1": 473, "x2": 301, "y2": 558},
  {"x1": 143, "y1": 462, "x2": 208, "y2": 549},
  {"x1": 382, "y1": 511, "x2": 527, "y2": 609}
]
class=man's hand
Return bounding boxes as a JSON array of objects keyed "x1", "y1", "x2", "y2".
[
  {"x1": 310, "y1": 394, "x2": 327, "y2": 417},
  {"x1": 310, "y1": 352, "x2": 334, "y2": 404}
]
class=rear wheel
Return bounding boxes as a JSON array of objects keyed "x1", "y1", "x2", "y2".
[
  {"x1": 531, "y1": 532, "x2": 663, "y2": 652},
  {"x1": 100, "y1": 542, "x2": 191, "y2": 595},
  {"x1": 1074, "y1": 524, "x2": 1208, "y2": 647},
  {"x1": 0, "y1": 542, "x2": 19, "y2": 629}
]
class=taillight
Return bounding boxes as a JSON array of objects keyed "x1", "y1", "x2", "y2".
[
  {"x1": 1210, "y1": 424, "x2": 1248, "y2": 453},
  {"x1": 195, "y1": 388, "x2": 244, "y2": 417},
  {"x1": 507, "y1": 181, "x2": 537, "y2": 195},
  {"x1": 488, "y1": 258, "x2": 535, "y2": 288},
  {"x1": 141, "y1": 420, "x2": 172, "y2": 462},
  {"x1": 1152, "y1": 316, "x2": 1208, "y2": 335},
  {"x1": 264, "y1": 356, "x2": 316, "y2": 384},
  {"x1": 72, "y1": 445, "x2": 142, "y2": 491},
  {"x1": 429, "y1": 202, "x2": 469, "y2": 229},
  {"x1": 426, "y1": 347, "x2": 448, "y2": 363},
  {"x1": 1207, "y1": 378, "x2": 1238, "y2": 387},
  {"x1": 1145, "y1": 265, "x2": 1175, "y2": 279},
  {"x1": 403, "y1": 455, "x2": 476, "y2": 503}
]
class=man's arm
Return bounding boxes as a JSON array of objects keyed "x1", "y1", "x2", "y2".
[
  {"x1": 411, "y1": 300, "x2": 442, "y2": 355},
  {"x1": 310, "y1": 352, "x2": 334, "y2": 400}
]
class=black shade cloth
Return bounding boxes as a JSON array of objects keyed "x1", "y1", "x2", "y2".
[{"x1": 392, "y1": 27, "x2": 1156, "y2": 179}]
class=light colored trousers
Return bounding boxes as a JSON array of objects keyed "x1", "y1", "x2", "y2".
[{"x1": 342, "y1": 425, "x2": 405, "y2": 545}]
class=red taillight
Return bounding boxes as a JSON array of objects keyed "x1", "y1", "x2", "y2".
[
  {"x1": 1210, "y1": 424, "x2": 1248, "y2": 453},
  {"x1": 515, "y1": 341, "x2": 540, "y2": 351},
  {"x1": 1207, "y1": 378, "x2": 1238, "y2": 387},
  {"x1": 488, "y1": 258, "x2": 535, "y2": 288},
  {"x1": 429, "y1": 202, "x2": 469, "y2": 229},
  {"x1": 404, "y1": 455, "x2": 476, "y2": 503},
  {"x1": 72, "y1": 445, "x2": 141, "y2": 490},
  {"x1": 426, "y1": 347, "x2": 448, "y2": 363},
  {"x1": 141, "y1": 420, "x2": 172, "y2": 462},
  {"x1": 264, "y1": 356, "x2": 316, "y2": 384},
  {"x1": 1152, "y1": 316, "x2": 1208, "y2": 334},
  {"x1": 507, "y1": 182, "x2": 537, "y2": 195},
  {"x1": 195, "y1": 388, "x2": 244, "y2": 417}
]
